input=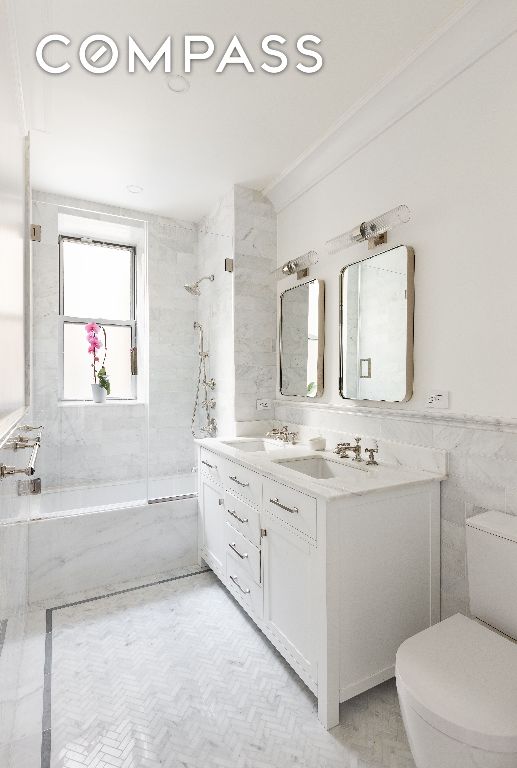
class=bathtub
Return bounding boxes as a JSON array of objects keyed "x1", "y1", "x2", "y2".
[
  {"x1": 0, "y1": 473, "x2": 199, "y2": 614},
  {"x1": 30, "y1": 473, "x2": 197, "y2": 519}
]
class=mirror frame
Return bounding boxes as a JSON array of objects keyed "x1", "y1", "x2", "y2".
[
  {"x1": 279, "y1": 278, "x2": 325, "y2": 399},
  {"x1": 339, "y1": 245, "x2": 415, "y2": 403}
]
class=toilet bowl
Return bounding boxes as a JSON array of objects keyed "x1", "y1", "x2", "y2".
[{"x1": 396, "y1": 511, "x2": 517, "y2": 768}]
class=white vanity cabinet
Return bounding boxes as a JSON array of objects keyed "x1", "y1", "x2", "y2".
[
  {"x1": 197, "y1": 441, "x2": 441, "y2": 730},
  {"x1": 198, "y1": 476, "x2": 226, "y2": 579},
  {"x1": 262, "y1": 513, "x2": 318, "y2": 688}
]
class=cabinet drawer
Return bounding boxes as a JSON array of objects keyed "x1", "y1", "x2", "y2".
[
  {"x1": 225, "y1": 522, "x2": 261, "y2": 585},
  {"x1": 263, "y1": 478, "x2": 317, "y2": 540},
  {"x1": 222, "y1": 460, "x2": 262, "y2": 508},
  {"x1": 224, "y1": 494, "x2": 261, "y2": 547},
  {"x1": 199, "y1": 448, "x2": 223, "y2": 486},
  {"x1": 226, "y1": 553, "x2": 263, "y2": 620}
]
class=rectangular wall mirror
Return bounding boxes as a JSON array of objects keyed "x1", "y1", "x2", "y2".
[
  {"x1": 280, "y1": 279, "x2": 324, "y2": 398},
  {"x1": 340, "y1": 245, "x2": 414, "y2": 402}
]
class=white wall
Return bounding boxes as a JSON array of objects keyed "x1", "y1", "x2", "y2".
[
  {"x1": 277, "y1": 33, "x2": 517, "y2": 420},
  {"x1": 272, "y1": 20, "x2": 517, "y2": 619}
]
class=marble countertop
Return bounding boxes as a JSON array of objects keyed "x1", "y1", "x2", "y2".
[{"x1": 196, "y1": 436, "x2": 445, "y2": 501}]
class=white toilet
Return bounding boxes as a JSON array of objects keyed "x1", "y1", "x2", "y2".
[{"x1": 396, "y1": 510, "x2": 517, "y2": 768}]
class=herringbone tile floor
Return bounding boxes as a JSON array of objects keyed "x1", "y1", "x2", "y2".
[{"x1": 49, "y1": 571, "x2": 415, "y2": 768}]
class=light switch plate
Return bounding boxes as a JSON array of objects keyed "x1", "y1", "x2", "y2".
[
  {"x1": 426, "y1": 391, "x2": 449, "y2": 409},
  {"x1": 256, "y1": 399, "x2": 271, "y2": 411}
]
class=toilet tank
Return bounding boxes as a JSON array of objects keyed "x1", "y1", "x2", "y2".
[{"x1": 466, "y1": 510, "x2": 517, "y2": 640}]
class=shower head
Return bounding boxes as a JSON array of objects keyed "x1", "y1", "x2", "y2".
[
  {"x1": 184, "y1": 283, "x2": 200, "y2": 296},
  {"x1": 184, "y1": 274, "x2": 214, "y2": 296}
]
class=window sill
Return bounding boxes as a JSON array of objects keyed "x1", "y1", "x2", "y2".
[{"x1": 58, "y1": 400, "x2": 145, "y2": 407}]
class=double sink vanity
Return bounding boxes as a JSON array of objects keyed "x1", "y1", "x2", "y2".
[{"x1": 197, "y1": 432, "x2": 442, "y2": 729}]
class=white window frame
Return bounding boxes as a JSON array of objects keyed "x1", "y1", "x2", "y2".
[{"x1": 58, "y1": 235, "x2": 137, "y2": 401}]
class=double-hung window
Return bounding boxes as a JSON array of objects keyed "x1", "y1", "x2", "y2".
[{"x1": 59, "y1": 236, "x2": 136, "y2": 401}]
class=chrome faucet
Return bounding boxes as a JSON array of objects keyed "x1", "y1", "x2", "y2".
[
  {"x1": 266, "y1": 425, "x2": 298, "y2": 445},
  {"x1": 334, "y1": 437, "x2": 363, "y2": 462}
]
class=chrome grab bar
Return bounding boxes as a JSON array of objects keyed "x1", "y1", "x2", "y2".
[
  {"x1": 228, "y1": 509, "x2": 249, "y2": 524},
  {"x1": 228, "y1": 542, "x2": 248, "y2": 559},
  {"x1": 229, "y1": 475, "x2": 249, "y2": 488},
  {"x1": 269, "y1": 497, "x2": 299, "y2": 514},
  {"x1": 229, "y1": 575, "x2": 250, "y2": 595}
]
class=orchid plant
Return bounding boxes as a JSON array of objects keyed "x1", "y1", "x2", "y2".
[{"x1": 85, "y1": 322, "x2": 111, "y2": 395}]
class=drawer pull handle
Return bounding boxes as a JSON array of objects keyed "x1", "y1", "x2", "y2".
[
  {"x1": 228, "y1": 509, "x2": 248, "y2": 524},
  {"x1": 229, "y1": 542, "x2": 248, "y2": 559},
  {"x1": 229, "y1": 475, "x2": 249, "y2": 488},
  {"x1": 269, "y1": 497, "x2": 299, "y2": 514},
  {"x1": 230, "y1": 574, "x2": 250, "y2": 594},
  {"x1": 202, "y1": 459, "x2": 216, "y2": 469}
]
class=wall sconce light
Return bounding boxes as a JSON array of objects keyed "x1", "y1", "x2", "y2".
[
  {"x1": 326, "y1": 205, "x2": 411, "y2": 255},
  {"x1": 273, "y1": 250, "x2": 319, "y2": 281}
]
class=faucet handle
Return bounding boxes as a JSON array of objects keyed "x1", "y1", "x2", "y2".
[{"x1": 364, "y1": 446, "x2": 379, "y2": 466}]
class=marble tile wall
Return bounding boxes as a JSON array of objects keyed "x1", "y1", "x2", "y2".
[
  {"x1": 196, "y1": 186, "x2": 277, "y2": 435},
  {"x1": 29, "y1": 192, "x2": 199, "y2": 495},
  {"x1": 233, "y1": 186, "x2": 277, "y2": 425},
  {"x1": 147, "y1": 216, "x2": 199, "y2": 481},
  {"x1": 273, "y1": 401, "x2": 517, "y2": 619},
  {"x1": 197, "y1": 190, "x2": 235, "y2": 436}
]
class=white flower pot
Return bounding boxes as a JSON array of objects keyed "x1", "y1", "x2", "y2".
[{"x1": 91, "y1": 383, "x2": 107, "y2": 403}]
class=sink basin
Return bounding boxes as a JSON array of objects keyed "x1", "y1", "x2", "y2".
[
  {"x1": 274, "y1": 456, "x2": 368, "y2": 479},
  {"x1": 221, "y1": 438, "x2": 285, "y2": 453}
]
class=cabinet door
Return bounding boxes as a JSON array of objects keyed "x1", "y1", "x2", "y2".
[
  {"x1": 262, "y1": 517, "x2": 316, "y2": 679},
  {"x1": 200, "y1": 479, "x2": 226, "y2": 578}
]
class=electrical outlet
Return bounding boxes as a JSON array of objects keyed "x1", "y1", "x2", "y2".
[
  {"x1": 256, "y1": 399, "x2": 271, "y2": 411},
  {"x1": 426, "y1": 391, "x2": 449, "y2": 409}
]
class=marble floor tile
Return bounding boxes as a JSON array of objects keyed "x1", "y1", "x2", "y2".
[
  {"x1": 48, "y1": 571, "x2": 414, "y2": 768},
  {"x1": 0, "y1": 610, "x2": 46, "y2": 748},
  {"x1": 0, "y1": 570, "x2": 416, "y2": 768}
]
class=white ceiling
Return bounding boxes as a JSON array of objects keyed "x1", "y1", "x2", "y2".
[{"x1": 14, "y1": 0, "x2": 466, "y2": 221}]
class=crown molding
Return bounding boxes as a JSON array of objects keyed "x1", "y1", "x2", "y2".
[{"x1": 265, "y1": 0, "x2": 517, "y2": 212}]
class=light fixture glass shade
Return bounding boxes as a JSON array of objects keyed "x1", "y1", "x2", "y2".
[
  {"x1": 326, "y1": 205, "x2": 411, "y2": 255},
  {"x1": 273, "y1": 250, "x2": 319, "y2": 280},
  {"x1": 360, "y1": 204, "x2": 410, "y2": 240}
]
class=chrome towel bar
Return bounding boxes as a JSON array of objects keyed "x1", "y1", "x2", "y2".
[{"x1": 0, "y1": 426, "x2": 42, "y2": 480}]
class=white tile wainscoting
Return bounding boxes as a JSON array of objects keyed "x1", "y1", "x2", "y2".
[{"x1": 273, "y1": 400, "x2": 517, "y2": 619}]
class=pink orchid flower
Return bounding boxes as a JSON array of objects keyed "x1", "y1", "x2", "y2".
[{"x1": 85, "y1": 322, "x2": 100, "y2": 333}]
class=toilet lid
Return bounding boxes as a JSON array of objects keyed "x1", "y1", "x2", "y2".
[{"x1": 396, "y1": 614, "x2": 517, "y2": 753}]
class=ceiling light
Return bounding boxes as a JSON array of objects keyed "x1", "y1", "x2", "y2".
[
  {"x1": 126, "y1": 185, "x2": 143, "y2": 194},
  {"x1": 326, "y1": 205, "x2": 411, "y2": 254},
  {"x1": 167, "y1": 75, "x2": 190, "y2": 93}
]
